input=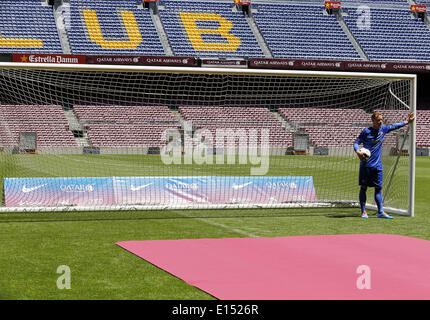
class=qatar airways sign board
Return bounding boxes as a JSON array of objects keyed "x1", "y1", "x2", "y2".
[{"x1": 85, "y1": 55, "x2": 197, "y2": 66}]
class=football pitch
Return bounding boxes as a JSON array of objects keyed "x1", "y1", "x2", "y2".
[{"x1": 0, "y1": 155, "x2": 428, "y2": 300}]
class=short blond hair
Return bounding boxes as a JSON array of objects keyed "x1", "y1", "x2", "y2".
[{"x1": 371, "y1": 111, "x2": 383, "y2": 120}]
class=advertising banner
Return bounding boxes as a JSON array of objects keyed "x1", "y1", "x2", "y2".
[
  {"x1": 249, "y1": 58, "x2": 430, "y2": 73},
  {"x1": 5, "y1": 176, "x2": 316, "y2": 207},
  {"x1": 4, "y1": 177, "x2": 115, "y2": 207},
  {"x1": 411, "y1": 5, "x2": 426, "y2": 13},
  {"x1": 85, "y1": 55, "x2": 197, "y2": 66},
  {"x1": 234, "y1": 0, "x2": 251, "y2": 5},
  {"x1": 12, "y1": 54, "x2": 86, "y2": 64},
  {"x1": 113, "y1": 176, "x2": 316, "y2": 206},
  {"x1": 325, "y1": 1, "x2": 341, "y2": 9},
  {"x1": 201, "y1": 59, "x2": 247, "y2": 68}
]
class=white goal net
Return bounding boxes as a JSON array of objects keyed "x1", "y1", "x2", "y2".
[{"x1": 0, "y1": 64, "x2": 416, "y2": 216}]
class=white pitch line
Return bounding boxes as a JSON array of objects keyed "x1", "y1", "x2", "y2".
[{"x1": 172, "y1": 210, "x2": 259, "y2": 238}]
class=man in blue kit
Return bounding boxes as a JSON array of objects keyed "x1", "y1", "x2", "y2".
[{"x1": 354, "y1": 111, "x2": 415, "y2": 219}]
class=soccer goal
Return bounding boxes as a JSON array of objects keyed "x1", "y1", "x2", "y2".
[{"x1": 0, "y1": 63, "x2": 416, "y2": 216}]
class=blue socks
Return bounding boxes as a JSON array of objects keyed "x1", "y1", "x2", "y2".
[
  {"x1": 374, "y1": 187, "x2": 383, "y2": 214},
  {"x1": 359, "y1": 187, "x2": 367, "y2": 213},
  {"x1": 360, "y1": 187, "x2": 384, "y2": 214}
]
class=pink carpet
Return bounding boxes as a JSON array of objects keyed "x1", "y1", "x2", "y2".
[{"x1": 116, "y1": 234, "x2": 430, "y2": 300}]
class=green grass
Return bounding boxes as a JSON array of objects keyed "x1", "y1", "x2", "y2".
[{"x1": 0, "y1": 155, "x2": 428, "y2": 300}]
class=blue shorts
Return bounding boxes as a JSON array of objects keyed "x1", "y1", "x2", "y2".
[{"x1": 359, "y1": 166, "x2": 383, "y2": 188}]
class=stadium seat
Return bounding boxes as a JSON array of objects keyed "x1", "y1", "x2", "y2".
[
  {"x1": 73, "y1": 105, "x2": 181, "y2": 147},
  {"x1": 158, "y1": 0, "x2": 265, "y2": 58},
  {"x1": 343, "y1": 7, "x2": 430, "y2": 62},
  {"x1": 178, "y1": 106, "x2": 292, "y2": 147},
  {"x1": 65, "y1": 0, "x2": 165, "y2": 55},
  {"x1": 252, "y1": 3, "x2": 362, "y2": 60},
  {"x1": 278, "y1": 107, "x2": 371, "y2": 147},
  {"x1": 0, "y1": 105, "x2": 77, "y2": 147},
  {"x1": 0, "y1": 0, "x2": 63, "y2": 54}
]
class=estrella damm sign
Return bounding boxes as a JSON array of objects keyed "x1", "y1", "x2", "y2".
[
  {"x1": 234, "y1": 0, "x2": 251, "y2": 5},
  {"x1": 411, "y1": 5, "x2": 427, "y2": 13},
  {"x1": 12, "y1": 53, "x2": 86, "y2": 64},
  {"x1": 325, "y1": 1, "x2": 342, "y2": 9}
]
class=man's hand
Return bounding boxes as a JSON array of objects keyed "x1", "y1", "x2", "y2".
[
  {"x1": 405, "y1": 112, "x2": 415, "y2": 125},
  {"x1": 356, "y1": 149, "x2": 366, "y2": 161}
]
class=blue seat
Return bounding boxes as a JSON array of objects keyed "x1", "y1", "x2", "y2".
[
  {"x1": 159, "y1": 0, "x2": 265, "y2": 58},
  {"x1": 0, "y1": 2, "x2": 63, "y2": 53},
  {"x1": 343, "y1": 6, "x2": 430, "y2": 62},
  {"x1": 252, "y1": 3, "x2": 361, "y2": 60},
  {"x1": 66, "y1": 0, "x2": 165, "y2": 55}
]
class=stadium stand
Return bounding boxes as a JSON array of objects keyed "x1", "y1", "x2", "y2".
[
  {"x1": 73, "y1": 105, "x2": 181, "y2": 147},
  {"x1": 73, "y1": 105, "x2": 178, "y2": 125},
  {"x1": 278, "y1": 107, "x2": 370, "y2": 125},
  {"x1": 1, "y1": 0, "x2": 430, "y2": 63},
  {"x1": 343, "y1": 7, "x2": 430, "y2": 62},
  {"x1": 158, "y1": 0, "x2": 265, "y2": 58},
  {"x1": 0, "y1": 0, "x2": 63, "y2": 54},
  {"x1": 277, "y1": 107, "x2": 430, "y2": 148},
  {"x1": 0, "y1": 0, "x2": 429, "y2": 150},
  {"x1": 278, "y1": 107, "x2": 371, "y2": 147},
  {"x1": 378, "y1": 109, "x2": 430, "y2": 148},
  {"x1": 65, "y1": 0, "x2": 165, "y2": 55},
  {"x1": 374, "y1": 109, "x2": 430, "y2": 127},
  {"x1": 332, "y1": 0, "x2": 410, "y2": 4},
  {"x1": 252, "y1": 3, "x2": 362, "y2": 60},
  {"x1": 178, "y1": 106, "x2": 292, "y2": 147},
  {"x1": 415, "y1": 0, "x2": 430, "y2": 6},
  {"x1": 0, "y1": 105, "x2": 77, "y2": 147},
  {"x1": 81, "y1": 123, "x2": 181, "y2": 147},
  {"x1": 417, "y1": 127, "x2": 430, "y2": 147},
  {"x1": 417, "y1": 109, "x2": 430, "y2": 124},
  {"x1": 299, "y1": 126, "x2": 366, "y2": 147}
]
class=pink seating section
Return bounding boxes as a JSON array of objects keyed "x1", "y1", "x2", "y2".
[
  {"x1": 0, "y1": 105, "x2": 77, "y2": 147},
  {"x1": 278, "y1": 107, "x2": 370, "y2": 147},
  {"x1": 0, "y1": 105, "x2": 429, "y2": 148},
  {"x1": 416, "y1": 127, "x2": 430, "y2": 148},
  {"x1": 279, "y1": 107, "x2": 430, "y2": 148},
  {"x1": 278, "y1": 107, "x2": 371, "y2": 125},
  {"x1": 179, "y1": 106, "x2": 292, "y2": 147},
  {"x1": 374, "y1": 109, "x2": 429, "y2": 125},
  {"x1": 73, "y1": 105, "x2": 178, "y2": 125},
  {"x1": 73, "y1": 105, "x2": 181, "y2": 147},
  {"x1": 83, "y1": 123, "x2": 182, "y2": 147},
  {"x1": 370, "y1": 109, "x2": 430, "y2": 148}
]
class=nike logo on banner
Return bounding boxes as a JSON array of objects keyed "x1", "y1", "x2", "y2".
[
  {"x1": 130, "y1": 183, "x2": 153, "y2": 191},
  {"x1": 22, "y1": 184, "x2": 47, "y2": 193},
  {"x1": 232, "y1": 182, "x2": 253, "y2": 190}
]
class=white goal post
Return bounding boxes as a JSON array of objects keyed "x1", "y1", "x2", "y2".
[{"x1": 0, "y1": 63, "x2": 416, "y2": 216}]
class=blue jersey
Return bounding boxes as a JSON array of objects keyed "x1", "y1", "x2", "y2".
[{"x1": 353, "y1": 122, "x2": 405, "y2": 169}]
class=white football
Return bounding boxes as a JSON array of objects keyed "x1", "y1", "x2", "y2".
[{"x1": 359, "y1": 147, "x2": 371, "y2": 160}]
